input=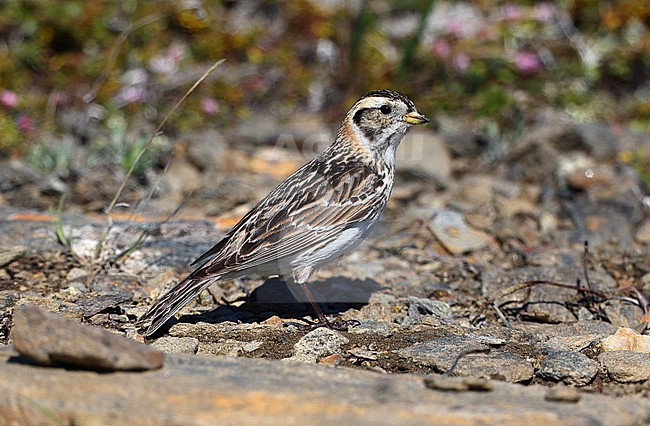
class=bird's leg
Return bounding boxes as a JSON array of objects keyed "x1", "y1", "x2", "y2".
[
  {"x1": 297, "y1": 282, "x2": 360, "y2": 331},
  {"x1": 289, "y1": 267, "x2": 358, "y2": 331},
  {"x1": 298, "y1": 282, "x2": 331, "y2": 327}
]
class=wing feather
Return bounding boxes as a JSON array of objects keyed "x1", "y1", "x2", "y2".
[{"x1": 198, "y1": 153, "x2": 388, "y2": 275}]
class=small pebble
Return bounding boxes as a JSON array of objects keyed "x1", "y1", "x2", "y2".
[
  {"x1": 544, "y1": 386, "x2": 582, "y2": 403},
  {"x1": 318, "y1": 353, "x2": 343, "y2": 366},
  {"x1": 462, "y1": 377, "x2": 493, "y2": 391},
  {"x1": 424, "y1": 376, "x2": 468, "y2": 392},
  {"x1": 261, "y1": 315, "x2": 283, "y2": 326},
  {"x1": 423, "y1": 376, "x2": 492, "y2": 392}
]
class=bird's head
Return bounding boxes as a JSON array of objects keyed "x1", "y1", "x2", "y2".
[{"x1": 341, "y1": 89, "x2": 429, "y2": 161}]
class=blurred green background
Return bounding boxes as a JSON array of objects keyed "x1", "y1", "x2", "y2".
[{"x1": 0, "y1": 0, "x2": 648, "y2": 166}]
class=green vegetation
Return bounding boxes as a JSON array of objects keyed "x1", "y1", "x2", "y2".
[{"x1": 1, "y1": 0, "x2": 648, "y2": 160}]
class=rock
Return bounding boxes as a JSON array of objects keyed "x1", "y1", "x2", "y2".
[
  {"x1": 16, "y1": 297, "x2": 85, "y2": 319},
  {"x1": 318, "y1": 353, "x2": 344, "y2": 366},
  {"x1": 423, "y1": 376, "x2": 493, "y2": 392},
  {"x1": 396, "y1": 129, "x2": 451, "y2": 185},
  {"x1": 634, "y1": 218, "x2": 650, "y2": 244},
  {"x1": 227, "y1": 112, "x2": 282, "y2": 146},
  {"x1": 286, "y1": 328, "x2": 349, "y2": 363},
  {"x1": 401, "y1": 297, "x2": 452, "y2": 327},
  {"x1": 200, "y1": 339, "x2": 263, "y2": 357},
  {"x1": 598, "y1": 351, "x2": 650, "y2": 383},
  {"x1": 75, "y1": 292, "x2": 133, "y2": 317},
  {"x1": 601, "y1": 327, "x2": 650, "y2": 353},
  {"x1": 11, "y1": 305, "x2": 163, "y2": 371},
  {"x1": 564, "y1": 165, "x2": 613, "y2": 191},
  {"x1": 348, "y1": 346, "x2": 379, "y2": 361},
  {"x1": 520, "y1": 300, "x2": 576, "y2": 324},
  {"x1": 428, "y1": 210, "x2": 493, "y2": 254},
  {"x1": 184, "y1": 129, "x2": 228, "y2": 172},
  {"x1": 601, "y1": 300, "x2": 645, "y2": 329},
  {"x1": 159, "y1": 156, "x2": 203, "y2": 203},
  {"x1": 151, "y1": 336, "x2": 199, "y2": 354},
  {"x1": 536, "y1": 349, "x2": 598, "y2": 386},
  {"x1": 0, "y1": 245, "x2": 26, "y2": 267},
  {"x1": 482, "y1": 265, "x2": 616, "y2": 324},
  {"x1": 556, "y1": 152, "x2": 604, "y2": 190},
  {"x1": 1, "y1": 347, "x2": 649, "y2": 426},
  {"x1": 66, "y1": 267, "x2": 89, "y2": 283},
  {"x1": 398, "y1": 334, "x2": 533, "y2": 383},
  {"x1": 250, "y1": 147, "x2": 301, "y2": 180},
  {"x1": 347, "y1": 320, "x2": 394, "y2": 336},
  {"x1": 544, "y1": 385, "x2": 582, "y2": 403},
  {"x1": 455, "y1": 174, "x2": 495, "y2": 206},
  {"x1": 575, "y1": 123, "x2": 645, "y2": 159},
  {"x1": 559, "y1": 170, "x2": 641, "y2": 248},
  {"x1": 517, "y1": 321, "x2": 616, "y2": 351},
  {"x1": 506, "y1": 124, "x2": 586, "y2": 181},
  {"x1": 499, "y1": 198, "x2": 537, "y2": 218},
  {"x1": 0, "y1": 291, "x2": 21, "y2": 310}
]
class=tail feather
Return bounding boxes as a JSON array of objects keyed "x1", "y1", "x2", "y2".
[{"x1": 137, "y1": 272, "x2": 221, "y2": 336}]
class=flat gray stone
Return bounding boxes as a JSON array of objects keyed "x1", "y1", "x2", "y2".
[
  {"x1": 599, "y1": 351, "x2": 650, "y2": 383},
  {"x1": 1, "y1": 346, "x2": 649, "y2": 425},
  {"x1": 516, "y1": 321, "x2": 617, "y2": 351},
  {"x1": 11, "y1": 305, "x2": 163, "y2": 371},
  {"x1": 75, "y1": 292, "x2": 133, "y2": 317},
  {"x1": 398, "y1": 334, "x2": 533, "y2": 383},
  {"x1": 536, "y1": 349, "x2": 598, "y2": 386},
  {"x1": 401, "y1": 297, "x2": 453, "y2": 327}
]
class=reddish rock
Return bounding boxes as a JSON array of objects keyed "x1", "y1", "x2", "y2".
[{"x1": 11, "y1": 305, "x2": 163, "y2": 371}]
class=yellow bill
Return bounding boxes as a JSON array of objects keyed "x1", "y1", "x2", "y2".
[{"x1": 404, "y1": 111, "x2": 429, "y2": 125}]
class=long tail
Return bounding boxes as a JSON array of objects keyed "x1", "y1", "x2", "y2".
[{"x1": 136, "y1": 271, "x2": 221, "y2": 336}]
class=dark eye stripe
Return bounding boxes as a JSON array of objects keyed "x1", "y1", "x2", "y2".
[
  {"x1": 353, "y1": 106, "x2": 392, "y2": 125},
  {"x1": 352, "y1": 108, "x2": 369, "y2": 125}
]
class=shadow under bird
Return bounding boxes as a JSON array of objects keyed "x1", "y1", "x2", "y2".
[{"x1": 137, "y1": 89, "x2": 429, "y2": 336}]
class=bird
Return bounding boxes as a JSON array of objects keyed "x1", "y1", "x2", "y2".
[{"x1": 137, "y1": 89, "x2": 429, "y2": 336}]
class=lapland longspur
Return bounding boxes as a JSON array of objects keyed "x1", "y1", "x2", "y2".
[{"x1": 137, "y1": 89, "x2": 429, "y2": 336}]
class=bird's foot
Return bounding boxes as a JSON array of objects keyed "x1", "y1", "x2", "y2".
[
  {"x1": 326, "y1": 318, "x2": 361, "y2": 331},
  {"x1": 283, "y1": 316, "x2": 360, "y2": 332}
]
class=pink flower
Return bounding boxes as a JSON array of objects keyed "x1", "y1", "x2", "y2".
[
  {"x1": 149, "y1": 45, "x2": 185, "y2": 75},
  {"x1": 17, "y1": 115, "x2": 33, "y2": 132},
  {"x1": 452, "y1": 53, "x2": 470, "y2": 73},
  {"x1": 515, "y1": 52, "x2": 540, "y2": 74},
  {"x1": 165, "y1": 44, "x2": 185, "y2": 63},
  {"x1": 501, "y1": 4, "x2": 522, "y2": 20},
  {"x1": 432, "y1": 39, "x2": 450, "y2": 58},
  {"x1": 0, "y1": 90, "x2": 18, "y2": 108},
  {"x1": 118, "y1": 86, "x2": 147, "y2": 104},
  {"x1": 534, "y1": 3, "x2": 555, "y2": 22},
  {"x1": 149, "y1": 55, "x2": 177, "y2": 74},
  {"x1": 446, "y1": 20, "x2": 464, "y2": 37},
  {"x1": 200, "y1": 97, "x2": 219, "y2": 115}
]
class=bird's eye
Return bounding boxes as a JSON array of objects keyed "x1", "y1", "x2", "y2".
[{"x1": 380, "y1": 105, "x2": 391, "y2": 115}]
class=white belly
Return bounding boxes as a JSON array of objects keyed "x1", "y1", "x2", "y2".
[{"x1": 292, "y1": 217, "x2": 379, "y2": 270}]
